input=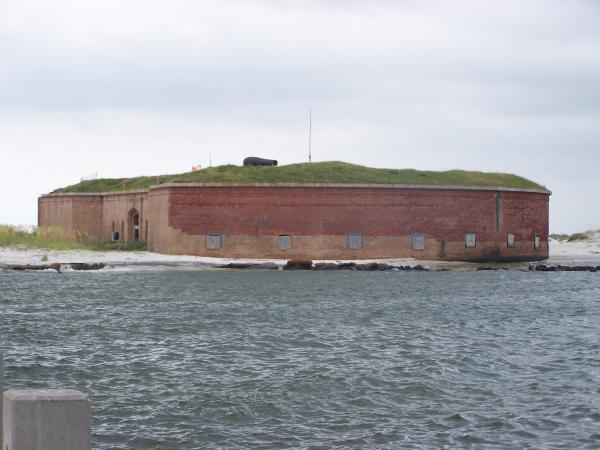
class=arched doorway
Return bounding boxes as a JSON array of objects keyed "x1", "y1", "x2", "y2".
[{"x1": 128, "y1": 209, "x2": 140, "y2": 242}]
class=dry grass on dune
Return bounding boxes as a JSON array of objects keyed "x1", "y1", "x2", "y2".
[{"x1": 0, "y1": 225, "x2": 147, "y2": 251}]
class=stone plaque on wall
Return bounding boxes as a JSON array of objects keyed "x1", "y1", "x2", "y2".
[
  {"x1": 411, "y1": 233, "x2": 425, "y2": 250},
  {"x1": 465, "y1": 233, "x2": 477, "y2": 248},
  {"x1": 206, "y1": 233, "x2": 223, "y2": 250},
  {"x1": 346, "y1": 233, "x2": 363, "y2": 250},
  {"x1": 507, "y1": 234, "x2": 515, "y2": 248},
  {"x1": 277, "y1": 235, "x2": 293, "y2": 250}
]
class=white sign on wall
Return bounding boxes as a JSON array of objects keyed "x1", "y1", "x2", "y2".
[{"x1": 465, "y1": 233, "x2": 477, "y2": 248}]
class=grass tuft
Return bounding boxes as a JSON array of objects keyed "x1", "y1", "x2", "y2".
[
  {"x1": 550, "y1": 230, "x2": 600, "y2": 242},
  {"x1": 567, "y1": 232, "x2": 589, "y2": 242}
]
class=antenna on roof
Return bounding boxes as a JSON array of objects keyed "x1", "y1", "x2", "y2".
[{"x1": 308, "y1": 105, "x2": 312, "y2": 163}]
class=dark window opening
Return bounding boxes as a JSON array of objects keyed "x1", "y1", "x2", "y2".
[
  {"x1": 129, "y1": 209, "x2": 140, "y2": 242},
  {"x1": 133, "y1": 214, "x2": 140, "y2": 241}
]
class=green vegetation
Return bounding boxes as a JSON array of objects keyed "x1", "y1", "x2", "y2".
[
  {"x1": 0, "y1": 225, "x2": 88, "y2": 250},
  {"x1": 52, "y1": 161, "x2": 547, "y2": 193},
  {"x1": 549, "y1": 230, "x2": 599, "y2": 242},
  {"x1": 549, "y1": 233, "x2": 569, "y2": 241},
  {"x1": 567, "y1": 232, "x2": 589, "y2": 242},
  {"x1": 0, "y1": 225, "x2": 148, "y2": 251}
]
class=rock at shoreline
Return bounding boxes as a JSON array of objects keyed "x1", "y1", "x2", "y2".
[
  {"x1": 362, "y1": 262, "x2": 400, "y2": 271},
  {"x1": 216, "y1": 262, "x2": 279, "y2": 270},
  {"x1": 313, "y1": 263, "x2": 340, "y2": 270},
  {"x1": 529, "y1": 264, "x2": 599, "y2": 272},
  {"x1": 67, "y1": 263, "x2": 106, "y2": 271},
  {"x1": 283, "y1": 260, "x2": 314, "y2": 270},
  {"x1": 6, "y1": 263, "x2": 106, "y2": 272},
  {"x1": 312, "y1": 262, "x2": 431, "y2": 271},
  {"x1": 355, "y1": 262, "x2": 392, "y2": 271},
  {"x1": 9, "y1": 263, "x2": 62, "y2": 271}
]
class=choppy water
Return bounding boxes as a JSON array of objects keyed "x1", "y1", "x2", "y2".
[{"x1": 1, "y1": 269, "x2": 600, "y2": 449}]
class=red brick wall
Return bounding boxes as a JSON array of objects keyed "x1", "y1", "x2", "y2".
[
  {"x1": 38, "y1": 192, "x2": 148, "y2": 243},
  {"x1": 38, "y1": 195, "x2": 74, "y2": 229},
  {"x1": 101, "y1": 193, "x2": 148, "y2": 242},
  {"x1": 40, "y1": 185, "x2": 550, "y2": 261},
  {"x1": 38, "y1": 195, "x2": 104, "y2": 240},
  {"x1": 154, "y1": 185, "x2": 549, "y2": 261}
]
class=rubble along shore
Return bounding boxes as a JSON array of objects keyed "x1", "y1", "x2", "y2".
[
  {"x1": 2, "y1": 238, "x2": 600, "y2": 272},
  {"x1": 2, "y1": 263, "x2": 106, "y2": 271},
  {"x1": 4, "y1": 260, "x2": 600, "y2": 273}
]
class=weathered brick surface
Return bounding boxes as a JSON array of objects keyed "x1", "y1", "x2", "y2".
[
  {"x1": 101, "y1": 193, "x2": 148, "y2": 242},
  {"x1": 38, "y1": 195, "x2": 104, "y2": 240},
  {"x1": 38, "y1": 192, "x2": 147, "y2": 242},
  {"x1": 40, "y1": 185, "x2": 550, "y2": 261},
  {"x1": 165, "y1": 187, "x2": 548, "y2": 239},
  {"x1": 158, "y1": 186, "x2": 548, "y2": 260}
]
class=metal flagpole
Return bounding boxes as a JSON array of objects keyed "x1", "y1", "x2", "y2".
[{"x1": 309, "y1": 105, "x2": 312, "y2": 163}]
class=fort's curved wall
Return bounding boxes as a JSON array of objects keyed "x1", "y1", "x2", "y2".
[{"x1": 39, "y1": 183, "x2": 550, "y2": 262}]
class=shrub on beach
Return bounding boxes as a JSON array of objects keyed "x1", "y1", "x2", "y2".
[
  {"x1": 549, "y1": 233, "x2": 569, "y2": 241},
  {"x1": 0, "y1": 224, "x2": 89, "y2": 250},
  {"x1": 550, "y1": 230, "x2": 599, "y2": 242},
  {"x1": 0, "y1": 224, "x2": 148, "y2": 251},
  {"x1": 567, "y1": 232, "x2": 589, "y2": 242}
]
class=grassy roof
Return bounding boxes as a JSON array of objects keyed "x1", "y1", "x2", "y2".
[{"x1": 51, "y1": 161, "x2": 547, "y2": 193}]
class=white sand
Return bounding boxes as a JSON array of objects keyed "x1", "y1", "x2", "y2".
[
  {"x1": 548, "y1": 237, "x2": 600, "y2": 261},
  {"x1": 0, "y1": 247, "x2": 284, "y2": 269},
  {"x1": 1, "y1": 237, "x2": 599, "y2": 270},
  {"x1": 0, "y1": 247, "x2": 435, "y2": 270}
]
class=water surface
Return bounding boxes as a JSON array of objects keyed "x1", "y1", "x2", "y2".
[{"x1": 1, "y1": 270, "x2": 600, "y2": 449}]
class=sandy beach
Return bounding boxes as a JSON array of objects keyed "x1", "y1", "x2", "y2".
[
  {"x1": 1, "y1": 238, "x2": 599, "y2": 271},
  {"x1": 546, "y1": 237, "x2": 600, "y2": 261},
  {"x1": 0, "y1": 247, "x2": 431, "y2": 271}
]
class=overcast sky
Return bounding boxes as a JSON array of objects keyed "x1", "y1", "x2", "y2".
[{"x1": 1, "y1": 0, "x2": 599, "y2": 232}]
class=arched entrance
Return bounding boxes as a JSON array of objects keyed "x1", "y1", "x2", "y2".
[{"x1": 128, "y1": 209, "x2": 140, "y2": 242}]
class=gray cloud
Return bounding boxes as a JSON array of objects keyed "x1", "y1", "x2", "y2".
[{"x1": 1, "y1": 0, "x2": 599, "y2": 232}]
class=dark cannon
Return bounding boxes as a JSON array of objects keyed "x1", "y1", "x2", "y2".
[{"x1": 243, "y1": 157, "x2": 278, "y2": 166}]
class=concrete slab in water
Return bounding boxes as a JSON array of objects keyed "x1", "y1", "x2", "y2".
[{"x1": 2, "y1": 389, "x2": 91, "y2": 450}]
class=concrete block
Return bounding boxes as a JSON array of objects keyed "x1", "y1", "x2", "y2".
[{"x1": 2, "y1": 389, "x2": 91, "y2": 450}]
